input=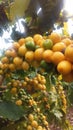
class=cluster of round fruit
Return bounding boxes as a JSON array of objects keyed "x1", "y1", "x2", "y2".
[
  {"x1": 5, "y1": 73, "x2": 46, "y2": 95},
  {"x1": 16, "y1": 111, "x2": 50, "y2": 130},
  {"x1": 0, "y1": 32, "x2": 73, "y2": 81},
  {"x1": 49, "y1": 32, "x2": 73, "y2": 82},
  {"x1": 2, "y1": 87, "x2": 50, "y2": 130},
  {"x1": 24, "y1": 74, "x2": 46, "y2": 92},
  {"x1": 56, "y1": 83, "x2": 67, "y2": 110},
  {"x1": 26, "y1": 113, "x2": 49, "y2": 130},
  {"x1": 0, "y1": 32, "x2": 70, "y2": 130},
  {"x1": 0, "y1": 33, "x2": 72, "y2": 81}
]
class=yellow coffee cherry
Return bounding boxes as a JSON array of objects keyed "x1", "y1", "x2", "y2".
[
  {"x1": 37, "y1": 126, "x2": 43, "y2": 130},
  {"x1": 28, "y1": 114, "x2": 34, "y2": 121},
  {"x1": 43, "y1": 121, "x2": 48, "y2": 126},
  {"x1": 27, "y1": 125, "x2": 32, "y2": 130},
  {"x1": 11, "y1": 87, "x2": 17, "y2": 94},
  {"x1": 31, "y1": 120, "x2": 38, "y2": 128},
  {"x1": 15, "y1": 100, "x2": 22, "y2": 106},
  {"x1": 25, "y1": 51, "x2": 34, "y2": 62},
  {"x1": 22, "y1": 61, "x2": 29, "y2": 70}
]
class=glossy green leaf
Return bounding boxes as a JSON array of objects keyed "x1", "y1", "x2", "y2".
[{"x1": 0, "y1": 101, "x2": 25, "y2": 121}]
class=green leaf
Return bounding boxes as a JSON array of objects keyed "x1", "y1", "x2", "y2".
[
  {"x1": 45, "y1": 75, "x2": 51, "y2": 91},
  {"x1": 2, "y1": 90, "x2": 12, "y2": 101},
  {"x1": 68, "y1": 91, "x2": 73, "y2": 104},
  {"x1": 69, "y1": 82, "x2": 73, "y2": 89},
  {"x1": 51, "y1": 109, "x2": 63, "y2": 120},
  {"x1": 28, "y1": 71, "x2": 37, "y2": 79},
  {"x1": 49, "y1": 92, "x2": 57, "y2": 105},
  {"x1": 51, "y1": 75, "x2": 57, "y2": 85},
  {"x1": 65, "y1": 82, "x2": 73, "y2": 105},
  {"x1": 0, "y1": 101, "x2": 25, "y2": 121}
]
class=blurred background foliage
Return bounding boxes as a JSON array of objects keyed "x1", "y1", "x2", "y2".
[{"x1": 0, "y1": 0, "x2": 65, "y2": 38}]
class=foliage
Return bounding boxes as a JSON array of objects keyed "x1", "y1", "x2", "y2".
[
  {"x1": 62, "y1": 82, "x2": 73, "y2": 105},
  {"x1": 0, "y1": 0, "x2": 64, "y2": 40},
  {"x1": 0, "y1": 33, "x2": 73, "y2": 130},
  {"x1": 0, "y1": 64, "x2": 69, "y2": 130},
  {"x1": 25, "y1": 0, "x2": 64, "y2": 33},
  {"x1": 0, "y1": 101, "x2": 25, "y2": 121}
]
